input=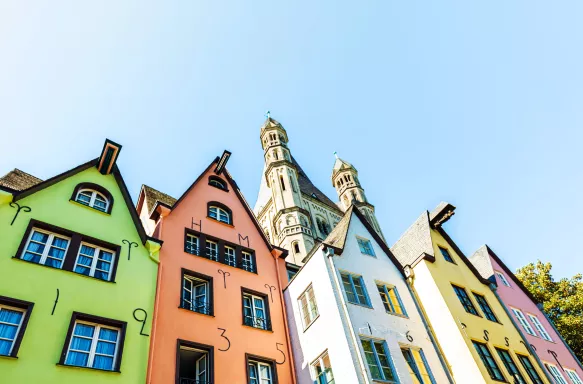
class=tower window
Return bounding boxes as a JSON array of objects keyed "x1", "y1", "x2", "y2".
[
  {"x1": 293, "y1": 242, "x2": 300, "y2": 254},
  {"x1": 280, "y1": 176, "x2": 286, "y2": 191}
]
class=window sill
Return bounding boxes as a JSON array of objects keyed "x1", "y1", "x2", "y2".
[
  {"x1": 303, "y1": 315, "x2": 320, "y2": 333},
  {"x1": 12, "y1": 256, "x2": 116, "y2": 284},
  {"x1": 385, "y1": 311, "x2": 408, "y2": 319},
  {"x1": 242, "y1": 324, "x2": 273, "y2": 333},
  {"x1": 206, "y1": 216, "x2": 234, "y2": 228},
  {"x1": 178, "y1": 306, "x2": 214, "y2": 317},
  {"x1": 56, "y1": 363, "x2": 121, "y2": 374},
  {"x1": 348, "y1": 302, "x2": 374, "y2": 310},
  {"x1": 0, "y1": 354, "x2": 18, "y2": 360},
  {"x1": 69, "y1": 199, "x2": 111, "y2": 215}
]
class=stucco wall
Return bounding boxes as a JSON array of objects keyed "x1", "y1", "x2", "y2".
[{"x1": 0, "y1": 167, "x2": 157, "y2": 383}]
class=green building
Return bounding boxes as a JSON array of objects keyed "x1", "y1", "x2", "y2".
[{"x1": 0, "y1": 140, "x2": 161, "y2": 383}]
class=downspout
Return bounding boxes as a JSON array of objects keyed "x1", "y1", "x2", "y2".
[
  {"x1": 147, "y1": 215, "x2": 165, "y2": 384},
  {"x1": 490, "y1": 287, "x2": 554, "y2": 384},
  {"x1": 274, "y1": 252, "x2": 298, "y2": 384},
  {"x1": 404, "y1": 267, "x2": 456, "y2": 384},
  {"x1": 325, "y1": 247, "x2": 369, "y2": 384},
  {"x1": 538, "y1": 304, "x2": 583, "y2": 373}
]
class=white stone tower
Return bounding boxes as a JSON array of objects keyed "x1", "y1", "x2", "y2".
[{"x1": 331, "y1": 154, "x2": 385, "y2": 240}]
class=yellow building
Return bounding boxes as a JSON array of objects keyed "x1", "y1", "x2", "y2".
[{"x1": 391, "y1": 202, "x2": 551, "y2": 384}]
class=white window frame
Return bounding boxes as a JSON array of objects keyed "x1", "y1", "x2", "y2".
[
  {"x1": 75, "y1": 189, "x2": 109, "y2": 212},
  {"x1": 22, "y1": 228, "x2": 71, "y2": 268},
  {"x1": 182, "y1": 275, "x2": 210, "y2": 314},
  {"x1": 186, "y1": 234, "x2": 199, "y2": 255},
  {"x1": 496, "y1": 271, "x2": 511, "y2": 287},
  {"x1": 205, "y1": 240, "x2": 219, "y2": 261},
  {"x1": 566, "y1": 369, "x2": 583, "y2": 384},
  {"x1": 209, "y1": 206, "x2": 230, "y2": 224},
  {"x1": 311, "y1": 350, "x2": 334, "y2": 384},
  {"x1": 298, "y1": 285, "x2": 319, "y2": 329},
  {"x1": 242, "y1": 251, "x2": 254, "y2": 272},
  {"x1": 0, "y1": 304, "x2": 26, "y2": 356},
  {"x1": 248, "y1": 360, "x2": 273, "y2": 384},
  {"x1": 243, "y1": 293, "x2": 268, "y2": 330},
  {"x1": 511, "y1": 308, "x2": 537, "y2": 336},
  {"x1": 65, "y1": 320, "x2": 120, "y2": 371},
  {"x1": 225, "y1": 246, "x2": 236, "y2": 267},
  {"x1": 357, "y1": 237, "x2": 376, "y2": 257},
  {"x1": 73, "y1": 242, "x2": 116, "y2": 281},
  {"x1": 528, "y1": 314, "x2": 552, "y2": 341},
  {"x1": 546, "y1": 363, "x2": 568, "y2": 384}
]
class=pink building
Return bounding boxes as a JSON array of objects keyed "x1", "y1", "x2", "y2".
[{"x1": 471, "y1": 245, "x2": 583, "y2": 384}]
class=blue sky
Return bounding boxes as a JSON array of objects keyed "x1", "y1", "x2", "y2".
[{"x1": 1, "y1": 1, "x2": 581, "y2": 278}]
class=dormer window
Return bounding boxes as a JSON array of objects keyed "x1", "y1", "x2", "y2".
[
  {"x1": 71, "y1": 183, "x2": 114, "y2": 214},
  {"x1": 207, "y1": 202, "x2": 232, "y2": 225},
  {"x1": 208, "y1": 176, "x2": 228, "y2": 191}
]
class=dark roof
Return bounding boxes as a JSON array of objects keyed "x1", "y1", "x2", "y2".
[
  {"x1": 322, "y1": 205, "x2": 354, "y2": 251},
  {"x1": 0, "y1": 169, "x2": 43, "y2": 192},
  {"x1": 142, "y1": 185, "x2": 177, "y2": 213},
  {"x1": 292, "y1": 156, "x2": 342, "y2": 213}
]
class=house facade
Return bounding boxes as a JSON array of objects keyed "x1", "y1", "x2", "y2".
[
  {"x1": 285, "y1": 206, "x2": 451, "y2": 384},
  {"x1": 471, "y1": 245, "x2": 583, "y2": 384},
  {"x1": 391, "y1": 202, "x2": 551, "y2": 384},
  {"x1": 0, "y1": 140, "x2": 162, "y2": 383},
  {"x1": 137, "y1": 152, "x2": 295, "y2": 384}
]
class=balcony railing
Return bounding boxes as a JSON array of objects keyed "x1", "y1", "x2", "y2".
[
  {"x1": 180, "y1": 298, "x2": 212, "y2": 316},
  {"x1": 244, "y1": 315, "x2": 272, "y2": 331},
  {"x1": 179, "y1": 379, "x2": 211, "y2": 384}
]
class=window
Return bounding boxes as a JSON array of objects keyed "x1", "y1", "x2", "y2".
[
  {"x1": 472, "y1": 341, "x2": 505, "y2": 381},
  {"x1": 208, "y1": 176, "x2": 228, "y2": 191},
  {"x1": 496, "y1": 271, "x2": 511, "y2": 287},
  {"x1": 377, "y1": 284, "x2": 406, "y2": 316},
  {"x1": 452, "y1": 285, "x2": 479, "y2": 316},
  {"x1": 312, "y1": 351, "x2": 334, "y2": 384},
  {"x1": 181, "y1": 271, "x2": 212, "y2": 316},
  {"x1": 293, "y1": 242, "x2": 300, "y2": 254},
  {"x1": 566, "y1": 370, "x2": 583, "y2": 384},
  {"x1": 242, "y1": 251, "x2": 255, "y2": 272},
  {"x1": 225, "y1": 246, "x2": 236, "y2": 267},
  {"x1": 205, "y1": 240, "x2": 219, "y2": 262},
  {"x1": 360, "y1": 338, "x2": 397, "y2": 382},
  {"x1": 495, "y1": 348, "x2": 527, "y2": 384},
  {"x1": 61, "y1": 313, "x2": 126, "y2": 372},
  {"x1": 517, "y1": 354, "x2": 544, "y2": 384},
  {"x1": 510, "y1": 308, "x2": 537, "y2": 336},
  {"x1": 0, "y1": 297, "x2": 33, "y2": 358},
  {"x1": 73, "y1": 243, "x2": 116, "y2": 281},
  {"x1": 22, "y1": 228, "x2": 70, "y2": 268},
  {"x1": 299, "y1": 285, "x2": 319, "y2": 328},
  {"x1": 177, "y1": 340, "x2": 213, "y2": 384},
  {"x1": 341, "y1": 272, "x2": 371, "y2": 307},
  {"x1": 75, "y1": 189, "x2": 109, "y2": 212},
  {"x1": 317, "y1": 218, "x2": 331, "y2": 237},
  {"x1": 280, "y1": 176, "x2": 286, "y2": 191},
  {"x1": 248, "y1": 357, "x2": 276, "y2": 384},
  {"x1": 439, "y1": 247, "x2": 455, "y2": 263},
  {"x1": 473, "y1": 293, "x2": 498, "y2": 322},
  {"x1": 401, "y1": 348, "x2": 435, "y2": 384},
  {"x1": 207, "y1": 202, "x2": 233, "y2": 225},
  {"x1": 546, "y1": 364, "x2": 568, "y2": 384},
  {"x1": 357, "y1": 238, "x2": 375, "y2": 257},
  {"x1": 527, "y1": 314, "x2": 552, "y2": 341},
  {"x1": 243, "y1": 291, "x2": 270, "y2": 331},
  {"x1": 185, "y1": 234, "x2": 200, "y2": 255}
]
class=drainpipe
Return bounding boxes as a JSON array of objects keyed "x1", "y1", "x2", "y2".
[
  {"x1": 490, "y1": 287, "x2": 554, "y2": 384},
  {"x1": 325, "y1": 247, "x2": 369, "y2": 384},
  {"x1": 538, "y1": 304, "x2": 583, "y2": 373},
  {"x1": 273, "y1": 252, "x2": 298, "y2": 384},
  {"x1": 147, "y1": 215, "x2": 165, "y2": 384},
  {"x1": 404, "y1": 266, "x2": 456, "y2": 384}
]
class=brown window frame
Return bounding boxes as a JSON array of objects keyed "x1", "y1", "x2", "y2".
[
  {"x1": 207, "y1": 201, "x2": 233, "y2": 226},
  {"x1": 179, "y1": 268, "x2": 214, "y2": 316},
  {"x1": 208, "y1": 176, "x2": 229, "y2": 192},
  {"x1": 0, "y1": 295, "x2": 34, "y2": 358},
  {"x1": 246, "y1": 353, "x2": 279, "y2": 384},
  {"x1": 70, "y1": 182, "x2": 114, "y2": 214},
  {"x1": 58, "y1": 312, "x2": 127, "y2": 372},
  {"x1": 241, "y1": 287, "x2": 272, "y2": 331},
  {"x1": 175, "y1": 339, "x2": 214, "y2": 384},
  {"x1": 15, "y1": 219, "x2": 121, "y2": 282}
]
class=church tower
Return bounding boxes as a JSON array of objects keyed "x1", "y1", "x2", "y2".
[
  {"x1": 332, "y1": 154, "x2": 385, "y2": 240},
  {"x1": 255, "y1": 115, "x2": 344, "y2": 266}
]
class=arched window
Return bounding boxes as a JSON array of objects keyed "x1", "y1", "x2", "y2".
[
  {"x1": 71, "y1": 183, "x2": 113, "y2": 214},
  {"x1": 317, "y1": 218, "x2": 331, "y2": 237},
  {"x1": 293, "y1": 242, "x2": 301, "y2": 254},
  {"x1": 208, "y1": 176, "x2": 228, "y2": 191},
  {"x1": 207, "y1": 202, "x2": 232, "y2": 225}
]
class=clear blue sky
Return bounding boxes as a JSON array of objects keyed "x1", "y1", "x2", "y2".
[{"x1": 1, "y1": 1, "x2": 581, "y2": 278}]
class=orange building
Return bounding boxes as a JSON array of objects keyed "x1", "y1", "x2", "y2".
[{"x1": 137, "y1": 152, "x2": 295, "y2": 384}]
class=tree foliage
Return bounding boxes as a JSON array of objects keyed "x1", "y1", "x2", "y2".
[{"x1": 515, "y1": 261, "x2": 583, "y2": 362}]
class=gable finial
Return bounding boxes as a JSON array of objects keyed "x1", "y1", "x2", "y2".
[
  {"x1": 265, "y1": 110, "x2": 271, "y2": 119},
  {"x1": 214, "y1": 150, "x2": 232, "y2": 175},
  {"x1": 97, "y1": 139, "x2": 122, "y2": 175}
]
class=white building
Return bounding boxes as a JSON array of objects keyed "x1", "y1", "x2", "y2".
[{"x1": 284, "y1": 206, "x2": 453, "y2": 384}]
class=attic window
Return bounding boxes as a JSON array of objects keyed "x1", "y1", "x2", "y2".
[
  {"x1": 311, "y1": 193, "x2": 317, "y2": 199},
  {"x1": 71, "y1": 183, "x2": 114, "y2": 214},
  {"x1": 208, "y1": 176, "x2": 228, "y2": 191}
]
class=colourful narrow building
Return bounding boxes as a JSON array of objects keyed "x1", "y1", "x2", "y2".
[
  {"x1": 391, "y1": 202, "x2": 551, "y2": 384},
  {"x1": 0, "y1": 140, "x2": 162, "y2": 383},
  {"x1": 471, "y1": 245, "x2": 583, "y2": 384},
  {"x1": 137, "y1": 151, "x2": 295, "y2": 384}
]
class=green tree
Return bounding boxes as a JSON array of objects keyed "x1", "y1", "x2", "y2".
[{"x1": 515, "y1": 261, "x2": 583, "y2": 362}]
